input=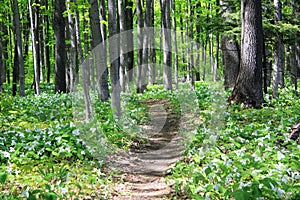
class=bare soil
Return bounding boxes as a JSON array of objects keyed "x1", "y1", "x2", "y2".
[{"x1": 105, "y1": 99, "x2": 186, "y2": 199}]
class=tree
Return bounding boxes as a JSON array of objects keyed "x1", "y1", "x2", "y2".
[
  {"x1": 29, "y1": 0, "x2": 40, "y2": 95},
  {"x1": 161, "y1": 0, "x2": 172, "y2": 91},
  {"x1": 136, "y1": 0, "x2": 145, "y2": 93},
  {"x1": 272, "y1": 0, "x2": 284, "y2": 98},
  {"x1": 228, "y1": 0, "x2": 264, "y2": 107},
  {"x1": 89, "y1": 0, "x2": 109, "y2": 101},
  {"x1": 54, "y1": 0, "x2": 67, "y2": 93},
  {"x1": 108, "y1": 0, "x2": 121, "y2": 117},
  {"x1": 118, "y1": 0, "x2": 128, "y2": 92},
  {"x1": 221, "y1": 1, "x2": 240, "y2": 90},
  {"x1": 125, "y1": 0, "x2": 134, "y2": 85},
  {"x1": 66, "y1": 0, "x2": 77, "y2": 93},
  {"x1": 12, "y1": 0, "x2": 25, "y2": 96}
]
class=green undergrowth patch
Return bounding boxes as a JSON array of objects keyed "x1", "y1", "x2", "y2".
[
  {"x1": 0, "y1": 160, "x2": 112, "y2": 199},
  {"x1": 167, "y1": 86, "x2": 300, "y2": 199}
]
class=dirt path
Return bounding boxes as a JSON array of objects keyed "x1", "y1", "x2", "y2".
[{"x1": 106, "y1": 99, "x2": 187, "y2": 199}]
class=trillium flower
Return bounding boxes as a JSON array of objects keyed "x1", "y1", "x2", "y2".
[{"x1": 277, "y1": 151, "x2": 285, "y2": 160}]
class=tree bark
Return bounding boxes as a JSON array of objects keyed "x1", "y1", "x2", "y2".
[
  {"x1": 125, "y1": 0, "x2": 134, "y2": 85},
  {"x1": 161, "y1": 0, "x2": 172, "y2": 91},
  {"x1": 13, "y1": 0, "x2": 25, "y2": 96},
  {"x1": 228, "y1": 0, "x2": 264, "y2": 107},
  {"x1": 108, "y1": 0, "x2": 121, "y2": 117},
  {"x1": 222, "y1": 35, "x2": 240, "y2": 89},
  {"x1": 89, "y1": 0, "x2": 109, "y2": 101},
  {"x1": 272, "y1": 0, "x2": 285, "y2": 98},
  {"x1": 29, "y1": 0, "x2": 40, "y2": 95},
  {"x1": 54, "y1": 0, "x2": 67, "y2": 93},
  {"x1": 172, "y1": 0, "x2": 178, "y2": 89},
  {"x1": 136, "y1": 0, "x2": 145, "y2": 93},
  {"x1": 118, "y1": 0, "x2": 128, "y2": 92}
]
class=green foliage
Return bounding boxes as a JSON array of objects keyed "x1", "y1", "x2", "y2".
[{"x1": 167, "y1": 86, "x2": 300, "y2": 199}]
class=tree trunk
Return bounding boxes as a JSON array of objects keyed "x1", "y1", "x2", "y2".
[
  {"x1": 89, "y1": 0, "x2": 109, "y2": 101},
  {"x1": 141, "y1": 0, "x2": 151, "y2": 89},
  {"x1": 67, "y1": 0, "x2": 77, "y2": 93},
  {"x1": 272, "y1": 0, "x2": 285, "y2": 98},
  {"x1": 118, "y1": 0, "x2": 128, "y2": 92},
  {"x1": 54, "y1": 0, "x2": 67, "y2": 93},
  {"x1": 44, "y1": 0, "x2": 51, "y2": 83},
  {"x1": 228, "y1": 0, "x2": 264, "y2": 107},
  {"x1": 108, "y1": 0, "x2": 121, "y2": 117},
  {"x1": 0, "y1": 31, "x2": 3, "y2": 92},
  {"x1": 136, "y1": 0, "x2": 145, "y2": 93},
  {"x1": 0, "y1": 22, "x2": 5, "y2": 92},
  {"x1": 189, "y1": 2, "x2": 195, "y2": 89},
  {"x1": 148, "y1": 0, "x2": 156, "y2": 86},
  {"x1": 125, "y1": 0, "x2": 134, "y2": 85},
  {"x1": 161, "y1": 0, "x2": 172, "y2": 91},
  {"x1": 172, "y1": 0, "x2": 178, "y2": 89},
  {"x1": 13, "y1": 0, "x2": 25, "y2": 96},
  {"x1": 222, "y1": 35, "x2": 240, "y2": 90},
  {"x1": 29, "y1": 0, "x2": 40, "y2": 95}
]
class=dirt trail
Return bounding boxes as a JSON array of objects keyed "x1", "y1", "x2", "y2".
[{"x1": 106, "y1": 99, "x2": 186, "y2": 199}]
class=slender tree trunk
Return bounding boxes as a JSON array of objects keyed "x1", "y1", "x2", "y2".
[
  {"x1": 108, "y1": 0, "x2": 121, "y2": 117},
  {"x1": 29, "y1": 0, "x2": 40, "y2": 95},
  {"x1": 272, "y1": 0, "x2": 285, "y2": 98},
  {"x1": 172, "y1": 0, "x2": 178, "y2": 90},
  {"x1": 67, "y1": 0, "x2": 77, "y2": 93},
  {"x1": 0, "y1": 22, "x2": 6, "y2": 92},
  {"x1": 13, "y1": 0, "x2": 25, "y2": 96},
  {"x1": 228, "y1": 0, "x2": 264, "y2": 107},
  {"x1": 125, "y1": 0, "x2": 134, "y2": 85},
  {"x1": 34, "y1": 0, "x2": 41, "y2": 86},
  {"x1": 148, "y1": 0, "x2": 156, "y2": 86},
  {"x1": 161, "y1": 0, "x2": 172, "y2": 91},
  {"x1": 118, "y1": 0, "x2": 127, "y2": 92},
  {"x1": 0, "y1": 30, "x2": 3, "y2": 92},
  {"x1": 54, "y1": 0, "x2": 67, "y2": 93},
  {"x1": 215, "y1": 0, "x2": 220, "y2": 82},
  {"x1": 45, "y1": 0, "x2": 51, "y2": 83},
  {"x1": 136, "y1": 0, "x2": 145, "y2": 93},
  {"x1": 189, "y1": 2, "x2": 195, "y2": 89},
  {"x1": 195, "y1": 3, "x2": 202, "y2": 81},
  {"x1": 99, "y1": 0, "x2": 110, "y2": 95}
]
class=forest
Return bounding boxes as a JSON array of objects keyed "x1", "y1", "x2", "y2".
[{"x1": 0, "y1": 0, "x2": 299, "y2": 199}]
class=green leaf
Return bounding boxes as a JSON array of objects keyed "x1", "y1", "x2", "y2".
[{"x1": 0, "y1": 173, "x2": 8, "y2": 184}]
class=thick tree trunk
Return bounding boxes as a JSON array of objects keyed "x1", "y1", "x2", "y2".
[
  {"x1": 161, "y1": 0, "x2": 172, "y2": 91},
  {"x1": 228, "y1": 0, "x2": 264, "y2": 107},
  {"x1": 54, "y1": 0, "x2": 67, "y2": 93},
  {"x1": 89, "y1": 0, "x2": 109, "y2": 101},
  {"x1": 222, "y1": 35, "x2": 240, "y2": 89},
  {"x1": 108, "y1": 0, "x2": 121, "y2": 117}
]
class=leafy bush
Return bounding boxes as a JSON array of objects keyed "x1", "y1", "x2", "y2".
[{"x1": 167, "y1": 86, "x2": 300, "y2": 199}]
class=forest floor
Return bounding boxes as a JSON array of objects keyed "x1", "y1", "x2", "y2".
[{"x1": 104, "y1": 99, "x2": 188, "y2": 199}]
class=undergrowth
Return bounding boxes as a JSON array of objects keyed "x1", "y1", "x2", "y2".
[{"x1": 167, "y1": 84, "x2": 300, "y2": 199}]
